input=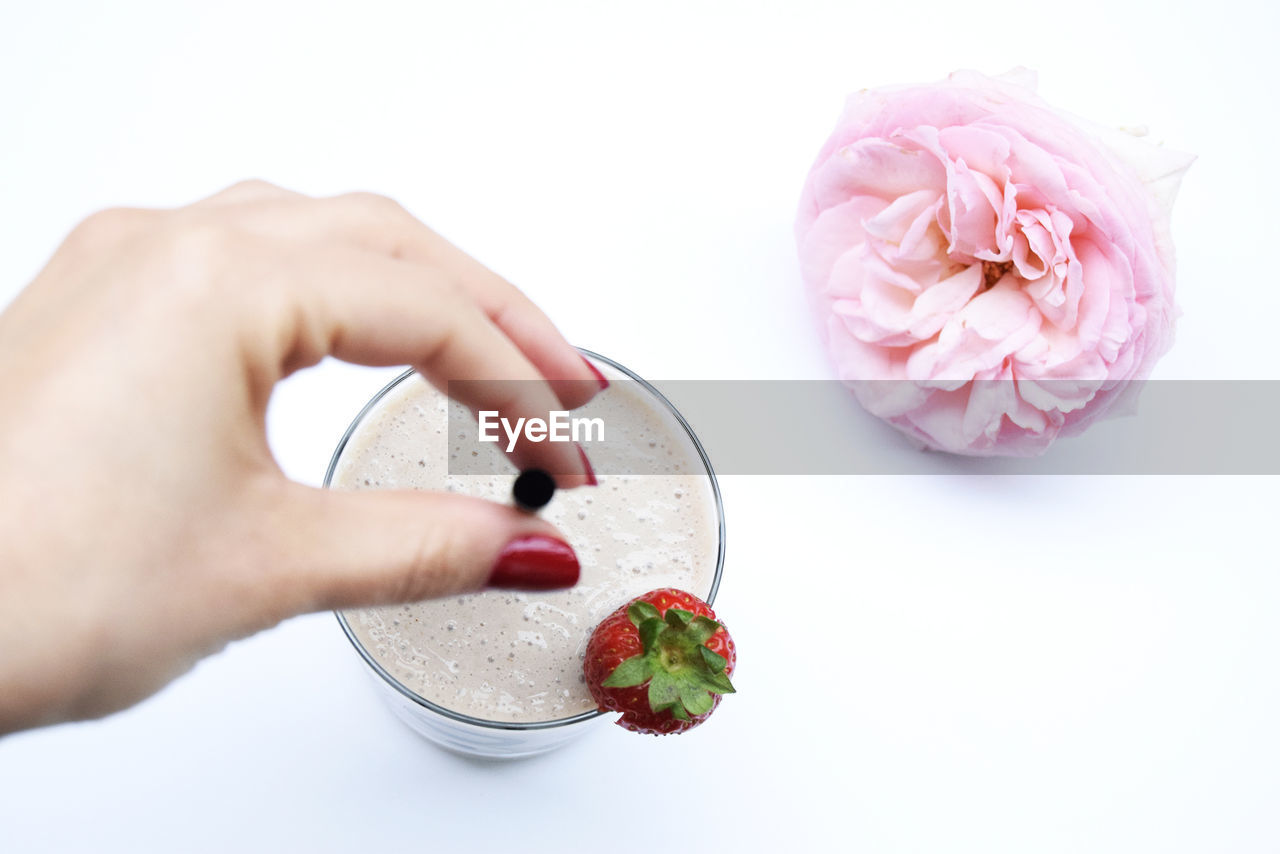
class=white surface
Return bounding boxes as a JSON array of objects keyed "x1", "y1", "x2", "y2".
[{"x1": 2, "y1": 2, "x2": 1278, "y2": 852}]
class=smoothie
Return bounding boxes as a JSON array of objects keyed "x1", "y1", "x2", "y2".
[{"x1": 332, "y1": 359, "x2": 721, "y2": 724}]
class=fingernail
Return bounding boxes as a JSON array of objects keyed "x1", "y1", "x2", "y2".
[
  {"x1": 577, "y1": 444, "x2": 598, "y2": 486},
  {"x1": 582, "y1": 356, "x2": 609, "y2": 390},
  {"x1": 487, "y1": 535, "x2": 580, "y2": 590}
]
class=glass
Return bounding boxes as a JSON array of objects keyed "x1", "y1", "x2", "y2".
[{"x1": 325, "y1": 350, "x2": 726, "y2": 759}]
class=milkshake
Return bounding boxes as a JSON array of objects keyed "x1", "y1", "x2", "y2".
[{"x1": 328, "y1": 352, "x2": 723, "y2": 749}]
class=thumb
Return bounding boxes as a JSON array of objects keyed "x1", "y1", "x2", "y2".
[{"x1": 263, "y1": 483, "x2": 580, "y2": 615}]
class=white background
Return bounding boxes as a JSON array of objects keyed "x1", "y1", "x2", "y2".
[{"x1": 2, "y1": 1, "x2": 1278, "y2": 852}]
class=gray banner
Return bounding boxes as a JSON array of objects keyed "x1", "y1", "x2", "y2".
[{"x1": 446, "y1": 380, "x2": 1280, "y2": 475}]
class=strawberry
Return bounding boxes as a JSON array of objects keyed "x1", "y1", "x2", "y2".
[{"x1": 584, "y1": 588, "x2": 736, "y2": 735}]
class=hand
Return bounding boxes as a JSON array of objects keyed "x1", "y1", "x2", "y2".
[{"x1": 0, "y1": 181, "x2": 602, "y2": 734}]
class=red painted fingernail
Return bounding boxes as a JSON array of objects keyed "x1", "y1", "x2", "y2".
[
  {"x1": 577, "y1": 445, "x2": 598, "y2": 486},
  {"x1": 487, "y1": 535, "x2": 580, "y2": 590},
  {"x1": 582, "y1": 356, "x2": 609, "y2": 390}
]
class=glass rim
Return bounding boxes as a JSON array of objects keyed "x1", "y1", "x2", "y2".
[{"x1": 325, "y1": 348, "x2": 727, "y2": 732}]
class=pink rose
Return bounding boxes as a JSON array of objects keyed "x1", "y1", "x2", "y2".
[{"x1": 795, "y1": 69, "x2": 1193, "y2": 455}]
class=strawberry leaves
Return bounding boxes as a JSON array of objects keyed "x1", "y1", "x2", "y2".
[
  {"x1": 600, "y1": 604, "x2": 736, "y2": 721},
  {"x1": 601, "y1": 655, "x2": 651, "y2": 688},
  {"x1": 628, "y1": 601, "x2": 661, "y2": 624}
]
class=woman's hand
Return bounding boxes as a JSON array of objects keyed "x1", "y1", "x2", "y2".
[{"x1": 0, "y1": 181, "x2": 602, "y2": 733}]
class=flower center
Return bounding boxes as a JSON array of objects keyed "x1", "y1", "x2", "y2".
[{"x1": 980, "y1": 259, "x2": 1013, "y2": 290}]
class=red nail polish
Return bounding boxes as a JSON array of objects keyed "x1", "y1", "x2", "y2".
[
  {"x1": 487, "y1": 536, "x2": 580, "y2": 590},
  {"x1": 577, "y1": 445, "x2": 598, "y2": 486},
  {"x1": 582, "y1": 356, "x2": 610, "y2": 391}
]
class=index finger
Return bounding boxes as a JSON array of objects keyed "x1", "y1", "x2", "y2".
[
  {"x1": 236, "y1": 236, "x2": 596, "y2": 487},
  {"x1": 213, "y1": 189, "x2": 609, "y2": 410}
]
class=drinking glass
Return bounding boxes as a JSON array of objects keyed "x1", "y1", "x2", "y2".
[{"x1": 326, "y1": 350, "x2": 725, "y2": 759}]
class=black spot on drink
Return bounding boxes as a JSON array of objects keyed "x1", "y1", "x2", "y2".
[{"x1": 512, "y1": 468, "x2": 556, "y2": 512}]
